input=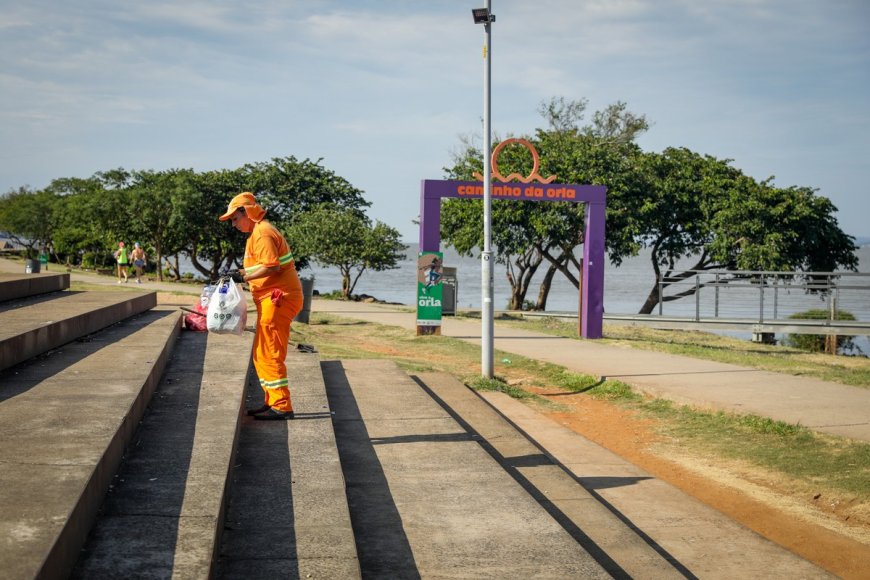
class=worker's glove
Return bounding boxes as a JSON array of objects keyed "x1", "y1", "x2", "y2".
[{"x1": 225, "y1": 269, "x2": 245, "y2": 284}]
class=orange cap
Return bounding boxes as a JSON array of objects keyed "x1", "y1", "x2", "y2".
[{"x1": 219, "y1": 192, "x2": 266, "y2": 222}]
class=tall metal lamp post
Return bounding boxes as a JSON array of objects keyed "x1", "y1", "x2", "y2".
[{"x1": 472, "y1": 3, "x2": 495, "y2": 378}]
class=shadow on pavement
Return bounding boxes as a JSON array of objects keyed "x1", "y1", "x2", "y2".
[{"x1": 323, "y1": 360, "x2": 421, "y2": 580}]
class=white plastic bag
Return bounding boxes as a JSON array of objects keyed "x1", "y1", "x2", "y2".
[
  {"x1": 206, "y1": 278, "x2": 247, "y2": 335},
  {"x1": 200, "y1": 283, "x2": 216, "y2": 309}
]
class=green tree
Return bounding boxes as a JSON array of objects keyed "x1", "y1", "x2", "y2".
[
  {"x1": 444, "y1": 96, "x2": 858, "y2": 315},
  {"x1": 49, "y1": 177, "x2": 105, "y2": 267},
  {"x1": 239, "y1": 156, "x2": 370, "y2": 230},
  {"x1": 442, "y1": 97, "x2": 648, "y2": 310},
  {"x1": 172, "y1": 168, "x2": 248, "y2": 281},
  {"x1": 286, "y1": 205, "x2": 406, "y2": 298},
  {"x1": 126, "y1": 169, "x2": 194, "y2": 281},
  {"x1": 634, "y1": 148, "x2": 858, "y2": 313},
  {"x1": 47, "y1": 174, "x2": 135, "y2": 268},
  {"x1": 0, "y1": 186, "x2": 59, "y2": 260},
  {"x1": 180, "y1": 157, "x2": 371, "y2": 281}
]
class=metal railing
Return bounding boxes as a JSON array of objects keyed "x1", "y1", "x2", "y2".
[{"x1": 657, "y1": 270, "x2": 870, "y2": 325}]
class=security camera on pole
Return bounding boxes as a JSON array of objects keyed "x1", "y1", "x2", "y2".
[{"x1": 472, "y1": 2, "x2": 495, "y2": 378}]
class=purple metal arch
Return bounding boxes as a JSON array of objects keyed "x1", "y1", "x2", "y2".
[{"x1": 419, "y1": 179, "x2": 606, "y2": 339}]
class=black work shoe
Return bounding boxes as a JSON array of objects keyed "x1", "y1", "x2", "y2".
[
  {"x1": 246, "y1": 405, "x2": 270, "y2": 416},
  {"x1": 253, "y1": 409, "x2": 295, "y2": 421}
]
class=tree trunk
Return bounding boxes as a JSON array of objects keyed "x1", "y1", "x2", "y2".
[
  {"x1": 341, "y1": 266, "x2": 351, "y2": 298},
  {"x1": 348, "y1": 267, "x2": 365, "y2": 297},
  {"x1": 638, "y1": 244, "x2": 716, "y2": 314},
  {"x1": 506, "y1": 248, "x2": 542, "y2": 310},
  {"x1": 638, "y1": 284, "x2": 661, "y2": 314},
  {"x1": 639, "y1": 242, "x2": 664, "y2": 314},
  {"x1": 534, "y1": 262, "x2": 560, "y2": 311},
  {"x1": 155, "y1": 241, "x2": 163, "y2": 282}
]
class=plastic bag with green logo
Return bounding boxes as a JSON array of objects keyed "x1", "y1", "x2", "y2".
[{"x1": 206, "y1": 278, "x2": 247, "y2": 335}]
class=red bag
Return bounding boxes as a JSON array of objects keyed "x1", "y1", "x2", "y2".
[
  {"x1": 184, "y1": 302, "x2": 209, "y2": 332},
  {"x1": 183, "y1": 284, "x2": 216, "y2": 332}
]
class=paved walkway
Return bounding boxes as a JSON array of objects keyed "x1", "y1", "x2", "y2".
[{"x1": 4, "y1": 258, "x2": 868, "y2": 442}]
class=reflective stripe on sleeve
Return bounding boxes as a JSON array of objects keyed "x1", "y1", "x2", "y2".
[{"x1": 246, "y1": 251, "x2": 295, "y2": 275}]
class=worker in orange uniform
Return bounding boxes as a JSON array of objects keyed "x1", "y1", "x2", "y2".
[{"x1": 220, "y1": 192, "x2": 304, "y2": 420}]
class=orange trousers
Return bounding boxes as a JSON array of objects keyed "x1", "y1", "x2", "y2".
[{"x1": 252, "y1": 290, "x2": 303, "y2": 413}]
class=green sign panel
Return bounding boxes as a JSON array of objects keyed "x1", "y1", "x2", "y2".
[{"x1": 416, "y1": 251, "x2": 443, "y2": 328}]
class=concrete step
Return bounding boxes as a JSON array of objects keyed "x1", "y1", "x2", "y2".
[
  {"x1": 0, "y1": 272, "x2": 70, "y2": 302},
  {"x1": 218, "y1": 351, "x2": 359, "y2": 579},
  {"x1": 0, "y1": 288, "x2": 157, "y2": 371},
  {"x1": 72, "y1": 328, "x2": 254, "y2": 579},
  {"x1": 418, "y1": 374, "x2": 832, "y2": 579},
  {"x1": 416, "y1": 371, "x2": 686, "y2": 579},
  {"x1": 325, "y1": 358, "x2": 610, "y2": 579},
  {"x1": 0, "y1": 307, "x2": 181, "y2": 580}
]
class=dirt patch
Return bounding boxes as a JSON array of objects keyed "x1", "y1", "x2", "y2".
[{"x1": 533, "y1": 388, "x2": 870, "y2": 578}]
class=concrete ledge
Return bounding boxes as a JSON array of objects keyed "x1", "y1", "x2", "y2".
[
  {"x1": 0, "y1": 290, "x2": 157, "y2": 371},
  {"x1": 0, "y1": 273, "x2": 70, "y2": 302},
  {"x1": 73, "y1": 328, "x2": 255, "y2": 579},
  {"x1": 0, "y1": 308, "x2": 182, "y2": 580}
]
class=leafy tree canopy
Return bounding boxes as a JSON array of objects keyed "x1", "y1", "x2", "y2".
[
  {"x1": 442, "y1": 97, "x2": 649, "y2": 309},
  {"x1": 286, "y1": 205, "x2": 406, "y2": 298},
  {"x1": 1, "y1": 156, "x2": 372, "y2": 282},
  {"x1": 443, "y1": 97, "x2": 857, "y2": 314}
]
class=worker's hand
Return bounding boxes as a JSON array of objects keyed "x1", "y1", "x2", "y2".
[{"x1": 225, "y1": 269, "x2": 245, "y2": 284}]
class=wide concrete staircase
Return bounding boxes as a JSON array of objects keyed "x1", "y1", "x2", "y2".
[
  {"x1": 0, "y1": 273, "x2": 833, "y2": 579},
  {"x1": 0, "y1": 273, "x2": 357, "y2": 579}
]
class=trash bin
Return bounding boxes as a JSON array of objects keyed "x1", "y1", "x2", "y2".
[
  {"x1": 25, "y1": 258, "x2": 41, "y2": 274},
  {"x1": 441, "y1": 267, "x2": 457, "y2": 315},
  {"x1": 294, "y1": 276, "x2": 315, "y2": 323}
]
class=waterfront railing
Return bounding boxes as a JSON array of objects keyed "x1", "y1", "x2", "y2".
[{"x1": 646, "y1": 269, "x2": 870, "y2": 337}]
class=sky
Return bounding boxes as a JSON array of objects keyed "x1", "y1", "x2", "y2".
[{"x1": 1, "y1": 0, "x2": 868, "y2": 242}]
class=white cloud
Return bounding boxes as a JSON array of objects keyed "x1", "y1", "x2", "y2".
[{"x1": 1, "y1": 0, "x2": 868, "y2": 237}]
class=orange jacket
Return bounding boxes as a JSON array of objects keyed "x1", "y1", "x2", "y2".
[{"x1": 243, "y1": 220, "x2": 302, "y2": 301}]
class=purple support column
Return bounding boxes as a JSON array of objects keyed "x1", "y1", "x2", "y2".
[
  {"x1": 419, "y1": 182, "x2": 441, "y2": 253},
  {"x1": 581, "y1": 201, "x2": 606, "y2": 338}
]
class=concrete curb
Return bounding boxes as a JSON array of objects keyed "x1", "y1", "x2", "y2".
[
  {"x1": 0, "y1": 272, "x2": 70, "y2": 302},
  {"x1": 0, "y1": 290, "x2": 158, "y2": 371}
]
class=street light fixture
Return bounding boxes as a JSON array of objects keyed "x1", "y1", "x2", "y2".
[
  {"x1": 471, "y1": 8, "x2": 495, "y2": 24},
  {"x1": 473, "y1": 2, "x2": 495, "y2": 378}
]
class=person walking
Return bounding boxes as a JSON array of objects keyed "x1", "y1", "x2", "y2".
[
  {"x1": 130, "y1": 242, "x2": 147, "y2": 284},
  {"x1": 113, "y1": 242, "x2": 129, "y2": 283},
  {"x1": 219, "y1": 192, "x2": 304, "y2": 420}
]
